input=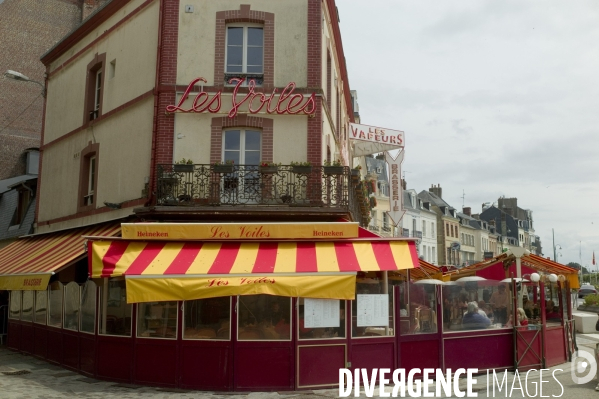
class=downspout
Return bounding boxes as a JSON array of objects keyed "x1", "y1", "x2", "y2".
[{"x1": 147, "y1": 0, "x2": 166, "y2": 206}]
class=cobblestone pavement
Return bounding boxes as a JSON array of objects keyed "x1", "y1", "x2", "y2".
[{"x1": 0, "y1": 333, "x2": 591, "y2": 399}]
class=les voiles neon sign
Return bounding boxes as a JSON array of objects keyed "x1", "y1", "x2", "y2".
[{"x1": 166, "y1": 77, "x2": 316, "y2": 118}]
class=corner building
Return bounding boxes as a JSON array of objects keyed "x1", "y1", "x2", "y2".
[{"x1": 2, "y1": 0, "x2": 424, "y2": 392}]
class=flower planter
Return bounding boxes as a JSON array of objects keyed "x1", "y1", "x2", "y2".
[
  {"x1": 212, "y1": 165, "x2": 234, "y2": 174},
  {"x1": 173, "y1": 164, "x2": 194, "y2": 173},
  {"x1": 291, "y1": 166, "x2": 313, "y2": 174},
  {"x1": 259, "y1": 166, "x2": 279, "y2": 174},
  {"x1": 323, "y1": 166, "x2": 344, "y2": 175}
]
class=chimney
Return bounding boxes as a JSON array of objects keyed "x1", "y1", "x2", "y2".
[
  {"x1": 463, "y1": 207, "x2": 471, "y2": 216},
  {"x1": 401, "y1": 179, "x2": 406, "y2": 190},
  {"x1": 429, "y1": 184, "x2": 442, "y2": 198}
]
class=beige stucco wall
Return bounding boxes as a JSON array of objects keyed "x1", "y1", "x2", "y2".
[
  {"x1": 44, "y1": 0, "x2": 159, "y2": 143},
  {"x1": 177, "y1": 0, "x2": 308, "y2": 87},
  {"x1": 38, "y1": 97, "x2": 154, "y2": 225},
  {"x1": 173, "y1": 109, "x2": 308, "y2": 165}
]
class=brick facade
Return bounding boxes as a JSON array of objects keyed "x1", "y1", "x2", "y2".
[{"x1": 0, "y1": 0, "x2": 89, "y2": 180}]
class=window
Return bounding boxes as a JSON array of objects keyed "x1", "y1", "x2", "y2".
[
  {"x1": 223, "y1": 129, "x2": 260, "y2": 165},
  {"x1": 183, "y1": 297, "x2": 231, "y2": 340},
  {"x1": 21, "y1": 291, "x2": 33, "y2": 322},
  {"x1": 99, "y1": 279, "x2": 132, "y2": 336},
  {"x1": 63, "y1": 282, "x2": 80, "y2": 331},
  {"x1": 422, "y1": 221, "x2": 426, "y2": 237},
  {"x1": 431, "y1": 223, "x2": 435, "y2": 238},
  {"x1": 78, "y1": 142, "x2": 99, "y2": 212},
  {"x1": 446, "y1": 223, "x2": 449, "y2": 236},
  {"x1": 353, "y1": 275, "x2": 394, "y2": 338},
  {"x1": 298, "y1": 298, "x2": 345, "y2": 340},
  {"x1": 9, "y1": 291, "x2": 21, "y2": 319},
  {"x1": 399, "y1": 281, "x2": 437, "y2": 335},
  {"x1": 238, "y1": 295, "x2": 291, "y2": 340},
  {"x1": 48, "y1": 282, "x2": 63, "y2": 328},
  {"x1": 225, "y1": 25, "x2": 263, "y2": 85},
  {"x1": 80, "y1": 281, "x2": 96, "y2": 334},
  {"x1": 137, "y1": 301, "x2": 178, "y2": 339},
  {"x1": 10, "y1": 183, "x2": 35, "y2": 227},
  {"x1": 35, "y1": 290, "x2": 47, "y2": 324},
  {"x1": 84, "y1": 53, "x2": 106, "y2": 123},
  {"x1": 432, "y1": 247, "x2": 436, "y2": 264}
]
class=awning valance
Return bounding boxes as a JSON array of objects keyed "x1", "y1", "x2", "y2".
[
  {"x1": 0, "y1": 223, "x2": 121, "y2": 290},
  {"x1": 90, "y1": 239, "x2": 419, "y2": 302}
]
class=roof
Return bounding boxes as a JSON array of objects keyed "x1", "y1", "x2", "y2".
[{"x1": 0, "y1": 174, "x2": 37, "y2": 195}]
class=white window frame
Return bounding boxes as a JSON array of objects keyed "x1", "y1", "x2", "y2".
[
  {"x1": 222, "y1": 129, "x2": 261, "y2": 165},
  {"x1": 93, "y1": 70, "x2": 102, "y2": 115},
  {"x1": 225, "y1": 24, "x2": 264, "y2": 78},
  {"x1": 85, "y1": 156, "x2": 96, "y2": 205}
]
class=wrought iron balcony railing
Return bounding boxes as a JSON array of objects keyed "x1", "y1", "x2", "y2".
[
  {"x1": 155, "y1": 164, "x2": 351, "y2": 209},
  {"x1": 413, "y1": 231, "x2": 423, "y2": 239}
]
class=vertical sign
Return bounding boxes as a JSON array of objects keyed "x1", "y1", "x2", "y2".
[{"x1": 385, "y1": 150, "x2": 405, "y2": 232}]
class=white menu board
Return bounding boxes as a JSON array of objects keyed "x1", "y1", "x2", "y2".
[
  {"x1": 356, "y1": 294, "x2": 389, "y2": 327},
  {"x1": 304, "y1": 298, "x2": 340, "y2": 328}
]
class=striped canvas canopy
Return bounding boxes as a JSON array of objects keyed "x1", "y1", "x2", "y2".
[
  {"x1": 0, "y1": 223, "x2": 121, "y2": 290},
  {"x1": 90, "y1": 238, "x2": 419, "y2": 302}
]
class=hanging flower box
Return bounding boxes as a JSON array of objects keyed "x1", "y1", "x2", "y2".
[
  {"x1": 173, "y1": 164, "x2": 194, "y2": 173},
  {"x1": 291, "y1": 166, "x2": 313, "y2": 174},
  {"x1": 213, "y1": 165, "x2": 234, "y2": 174},
  {"x1": 323, "y1": 166, "x2": 344, "y2": 175},
  {"x1": 259, "y1": 166, "x2": 279, "y2": 174}
]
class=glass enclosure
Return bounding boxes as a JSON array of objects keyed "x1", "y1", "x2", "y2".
[
  {"x1": 35, "y1": 289, "x2": 47, "y2": 324},
  {"x1": 352, "y1": 274, "x2": 394, "y2": 337},
  {"x1": 183, "y1": 297, "x2": 231, "y2": 340},
  {"x1": 298, "y1": 298, "x2": 345, "y2": 339},
  {"x1": 99, "y1": 279, "x2": 132, "y2": 336},
  {"x1": 48, "y1": 282, "x2": 63, "y2": 327},
  {"x1": 80, "y1": 281, "x2": 97, "y2": 334},
  {"x1": 399, "y1": 281, "x2": 438, "y2": 334},
  {"x1": 9, "y1": 290, "x2": 21, "y2": 319},
  {"x1": 63, "y1": 282, "x2": 80, "y2": 331},
  {"x1": 137, "y1": 301, "x2": 178, "y2": 339},
  {"x1": 21, "y1": 291, "x2": 34, "y2": 322},
  {"x1": 237, "y1": 295, "x2": 291, "y2": 340}
]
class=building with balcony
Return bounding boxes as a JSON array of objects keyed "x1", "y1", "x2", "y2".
[
  {"x1": 402, "y1": 188, "x2": 437, "y2": 265},
  {"x1": 364, "y1": 156, "x2": 392, "y2": 236},
  {"x1": 0, "y1": 0, "x2": 420, "y2": 392}
]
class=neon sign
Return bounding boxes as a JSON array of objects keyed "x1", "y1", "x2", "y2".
[{"x1": 166, "y1": 77, "x2": 316, "y2": 118}]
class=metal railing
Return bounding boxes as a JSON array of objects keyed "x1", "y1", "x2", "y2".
[
  {"x1": 155, "y1": 164, "x2": 351, "y2": 209},
  {"x1": 413, "y1": 231, "x2": 422, "y2": 239}
]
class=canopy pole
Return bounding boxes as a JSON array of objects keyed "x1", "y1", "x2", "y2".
[
  {"x1": 383, "y1": 271, "x2": 389, "y2": 335},
  {"x1": 101, "y1": 278, "x2": 108, "y2": 334}
]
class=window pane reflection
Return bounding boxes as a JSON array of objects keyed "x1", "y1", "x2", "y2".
[
  {"x1": 63, "y1": 282, "x2": 80, "y2": 331},
  {"x1": 48, "y1": 282, "x2": 63, "y2": 327},
  {"x1": 35, "y1": 290, "x2": 47, "y2": 324},
  {"x1": 184, "y1": 297, "x2": 231, "y2": 340},
  {"x1": 9, "y1": 291, "x2": 21, "y2": 319},
  {"x1": 80, "y1": 281, "x2": 96, "y2": 334},
  {"x1": 238, "y1": 295, "x2": 290, "y2": 340},
  {"x1": 99, "y1": 279, "x2": 132, "y2": 336},
  {"x1": 137, "y1": 301, "x2": 178, "y2": 339},
  {"x1": 21, "y1": 291, "x2": 33, "y2": 322},
  {"x1": 352, "y1": 273, "x2": 394, "y2": 338}
]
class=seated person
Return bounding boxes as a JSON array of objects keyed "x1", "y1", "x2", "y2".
[
  {"x1": 462, "y1": 302, "x2": 491, "y2": 330},
  {"x1": 478, "y1": 301, "x2": 493, "y2": 318},
  {"x1": 523, "y1": 297, "x2": 534, "y2": 319},
  {"x1": 546, "y1": 306, "x2": 561, "y2": 321},
  {"x1": 462, "y1": 301, "x2": 489, "y2": 319},
  {"x1": 516, "y1": 307, "x2": 529, "y2": 326}
]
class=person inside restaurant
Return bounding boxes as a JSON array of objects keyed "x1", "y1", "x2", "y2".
[
  {"x1": 462, "y1": 302, "x2": 491, "y2": 330},
  {"x1": 489, "y1": 284, "x2": 509, "y2": 325}
]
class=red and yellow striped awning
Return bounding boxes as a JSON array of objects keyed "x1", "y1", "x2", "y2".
[
  {"x1": 90, "y1": 239, "x2": 419, "y2": 302},
  {"x1": 0, "y1": 223, "x2": 121, "y2": 290}
]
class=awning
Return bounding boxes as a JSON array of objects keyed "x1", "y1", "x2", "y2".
[
  {"x1": 90, "y1": 239, "x2": 419, "y2": 302},
  {"x1": 0, "y1": 222, "x2": 121, "y2": 291}
]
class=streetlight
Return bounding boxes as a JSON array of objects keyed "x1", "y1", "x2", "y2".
[{"x1": 4, "y1": 70, "x2": 46, "y2": 97}]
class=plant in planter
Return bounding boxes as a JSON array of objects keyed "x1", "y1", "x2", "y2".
[
  {"x1": 290, "y1": 161, "x2": 312, "y2": 174},
  {"x1": 259, "y1": 161, "x2": 280, "y2": 174},
  {"x1": 212, "y1": 159, "x2": 235, "y2": 173},
  {"x1": 323, "y1": 159, "x2": 344, "y2": 175},
  {"x1": 351, "y1": 164, "x2": 361, "y2": 179},
  {"x1": 174, "y1": 158, "x2": 194, "y2": 173}
]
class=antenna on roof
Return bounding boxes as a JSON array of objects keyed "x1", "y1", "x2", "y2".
[{"x1": 461, "y1": 189, "x2": 466, "y2": 207}]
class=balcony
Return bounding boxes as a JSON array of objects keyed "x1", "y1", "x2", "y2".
[
  {"x1": 412, "y1": 231, "x2": 422, "y2": 239},
  {"x1": 136, "y1": 164, "x2": 360, "y2": 223}
]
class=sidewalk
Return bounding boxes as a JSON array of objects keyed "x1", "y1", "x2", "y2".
[{"x1": 0, "y1": 338, "x2": 591, "y2": 399}]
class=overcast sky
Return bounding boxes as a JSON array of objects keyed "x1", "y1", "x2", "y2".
[{"x1": 339, "y1": 1, "x2": 599, "y2": 268}]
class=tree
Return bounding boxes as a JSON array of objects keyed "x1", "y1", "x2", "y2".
[{"x1": 567, "y1": 262, "x2": 589, "y2": 274}]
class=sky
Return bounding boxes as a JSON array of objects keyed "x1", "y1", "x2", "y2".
[{"x1": 338, "y1": 1, "x2": 599, "y2": 268}]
